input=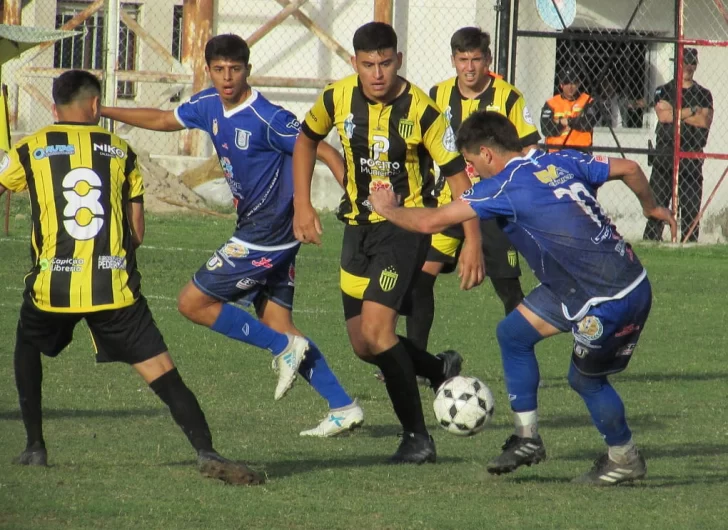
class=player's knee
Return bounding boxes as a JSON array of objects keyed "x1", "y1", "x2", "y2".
[
  {"x1": 567, "y1": 364, "x2": 604, "y2": 394},
  {"x1": 496, "y1": 311, "x2": 537, "y2": 350}
]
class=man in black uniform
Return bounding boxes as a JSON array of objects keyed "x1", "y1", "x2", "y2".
[
  {"x1": 0, "y1": 70, "x2": 262, "y2": 485},
  {"x1": 643, "y1": 47, "x2": 713, "y2": 242}
]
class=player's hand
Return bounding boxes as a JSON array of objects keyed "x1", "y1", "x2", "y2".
[
  {"x1": 368, "y1": 188, "x2": 399, "y2": 216},
  {"x1": 293, "y1": 202, "x2": 323, "y2": 246},
  {"x1": 645, "y1": 206, "x2": 678, "y2": 242},
  {"x1": 457, "y1": 237, "x2": 485, "y2": 290}
]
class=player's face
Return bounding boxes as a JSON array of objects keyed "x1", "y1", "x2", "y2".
[
  {"x1": 351, "y1": 49, "x2": 403, "y2": 103},
  {"x1": 461, "y1": 146, "x2": 503, "y2": 178},
  {"x1": 451, "y1": 50, "x2": 491, "y2": 91},
  {"x1": 206, "y1": 59, "x2": 251, "y2": 107},
  {"x1": 561, "y1": 82, "x2": 578, "y2": 99}
]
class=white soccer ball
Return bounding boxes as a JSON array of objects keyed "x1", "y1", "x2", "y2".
[{"x1": 433, "y1": 376, "x2": 495, "y2": 436}]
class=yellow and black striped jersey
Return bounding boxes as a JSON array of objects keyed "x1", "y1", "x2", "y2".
[
  {"x1": 302, "y1": 74, "x2": 465, "y2": 224},
  {"x1": 0, "y1": 122, "x2": 144, "y2": 313},
  {"x1": 430, "y1": 74, "x2": 540, "y2": 205}
]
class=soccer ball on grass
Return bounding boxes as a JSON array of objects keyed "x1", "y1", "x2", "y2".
[{"x1": 433, "y1": 375, "x2": 495, "y2": 436}]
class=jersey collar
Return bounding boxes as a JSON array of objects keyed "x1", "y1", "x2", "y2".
[
  {"x1": 222, "y1": 89, "x2": 259, "y2": 118},
  {"x1": 505, "y1": 148, "x2": 539, "y2": 167},
  {"x1": 454, "y1": 73, "x2": 496, "y2": 102},
  {"x1": 357, "y1": 76, "x2": 410, "y2": 106}
]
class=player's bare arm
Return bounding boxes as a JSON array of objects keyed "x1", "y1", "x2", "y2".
[
  {"x1": 683, "y1": 106, "x2": 713, "y2": 129},
  {"x1": 315, "y1": 141, "x2": 346, "y2": 189},
  {"x1": 101, "y1": 106, "x2": 184, "y2": 132},
  {"x1": 445, "y1": 171, "x2": 485, "y2": 290},
  {"x1": 608, "y1": 157, "x2": 678, "y2": 240},
  {"x1": 292, "y1": 133, "x2": 323, "y2": 245},
  {"x1": 369, "y1": 188, "x2": 477, "y2": 235},
  {"x1": 128, "y1": 201, "x2": 145, "y2": 249}
]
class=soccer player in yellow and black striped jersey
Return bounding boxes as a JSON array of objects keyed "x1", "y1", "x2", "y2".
[
  {"x1": 292, "y1": 22, "x2": 484, "y2": 464},
  {"x1": 406, "y1": 27, "x2": 541, "y2": 352},
  {"x1": 0, "y1": 70, "x2": 262, "y2": 484}
]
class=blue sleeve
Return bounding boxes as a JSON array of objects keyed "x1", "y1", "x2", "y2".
[
  {"x1": 459, "y1": 178, "x2": 515, "y2": 220},
  {"x1": 579, "y1": 153, "x2": 611, "y2": 187},
  {"x1": 174, "y1": 96, "x2": 208, "y2": 131},
  {"x1": 267, "y1": 108, "x2": 301, "y2": 155}
]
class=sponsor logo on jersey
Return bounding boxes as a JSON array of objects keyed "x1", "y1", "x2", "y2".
[
  {"x1": 534, "y1": 164, "x2": 573, "y2": 186},
  {"x1": 93, "y1": 143, "x2": 125, "y2": 158},
  {"x1": 235, "y1": 128, "x2": 251, "y2": 150},
  {"x1": 368, "y1": 179, "x2": 392, "y2": 194},
  {"x1": 33, "y1": 144, "x2": 75, "y2": 159},
  {"x1": 379, "y1": 266, "x2": 398, "y2": 292},
  {"x1": 286, "y1": 119, "x2": 300, "y2": 130},
  {"x1": 360, "y1": 135, "x2": 401, "y2": 177},
  {"x1": 444, "y1": 106, "x2": 453, "y2": 124},
  {"x1": 39, "y1": 257, "x2": 85, "y2": 273},
  {"x1": 594, "y1": 154, "x2": 608, "y2": 164},
  {"x1": 523, "y1": 106, "x2": 534, "y2": 125},
  {"x1": 398, "y1": 119, "x2": 414, "y2": 139},
  {"x1": 0, "y1": 153, "x2": 9, "y2": 173},
  {"x1": 592, "y1": 224, "x2": 613, "y2": 245},
  {"x1": 576, "y1": 315, "x2": 603, "y2": 342},
  {"x1": 236, "y1": 277, "x2": 257, "y2": 290},
  {"x1": 344, "y1": 113, "x2": 355, "y2": 139},
  {"x1": 97, "y1": 255, "x2": 126, "y2": 270},
  {"x1": 252, "y1": 257, "x2": 273, "y2": 269},
  {"x1": 442, "y1": 125, "x2": 457, "y2": 152},
  {"x1": 615, "y1": 323, "x2": 641, "y2": 338},
  {"x1": 212, "y1": 119, "x2": 219, "y2": 136}
]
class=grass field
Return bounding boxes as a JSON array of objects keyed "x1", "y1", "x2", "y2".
[{"x1": 1, "y1": 195, "x2": 728, "y2": 530}]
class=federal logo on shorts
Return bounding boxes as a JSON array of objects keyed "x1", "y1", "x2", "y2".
[
  {"x1": 507, "y1": 249, "x2": 518, "y2": 268},
  {"x1": 235, "y1": 128, "x2": 251, "y2": 150},
  {"x1": 221, "y1": 242, "x2": 249, "y2": 259},
  {"x1": 617, "y1": 343, "x2": 637, "y2": 357},
  {"x1": 212, "y1": 119, "x2": 219, "y2": 136},
  {"x1": 576, "y1": 316, "x2": 603, "y2": 341},
  {"x1": 398, "y1": 119, "x2": 414, "y2": 139},
  {"x1": 236, "y1": 278, "x2": 257, "y2": 290},
  {"x1": 574, "y1": 344, "x2": 589, "y2": 358},
  {"x1": 379, "y1": 266, "x2": 398, "y2": 292},
  {"x1": 206, "y1": 255, "x2": 223, "y2": 270}
]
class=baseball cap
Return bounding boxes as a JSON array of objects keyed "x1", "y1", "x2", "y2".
[
  {"x1": 683, "y1": 47, "x2": 698, "y2": 65},
  {"x1": 559, "y1": 69, "x2": 580, "y2": 84}
]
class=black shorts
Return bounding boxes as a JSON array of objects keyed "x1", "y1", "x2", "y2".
[
  {"x1": 17, "y1": 295, "x2": 168, "y2": 364},
  {"x1": 340, "y1": 222, "x2": 430, "y2": 320},
  {"x1": 425, "y1": 219, "x2": 521, "y2": 278}
]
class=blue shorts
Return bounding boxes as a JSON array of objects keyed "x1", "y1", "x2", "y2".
[
  {"x1": 193, "y1": 237, "x2": 299, "y2": 310},
  {"x1": 523, "y1": 278, "x2": 653, "y2": 376}
]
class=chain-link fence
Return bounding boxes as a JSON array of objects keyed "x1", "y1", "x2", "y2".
[
  {"x1": 3, "y1": 0, "x2": 728, "y2": 241},
  {"x1": 514, "y1": 0, "x2": 728, "y2": 243}
]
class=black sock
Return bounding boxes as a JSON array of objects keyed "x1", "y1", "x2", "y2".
[
  {"x1": 397, "y1": 335, "x2": 444, "y2": 386},
  {"x1": 374, "y1": 341, "x2": 428, "y2": 436},
  {"x1": 491, "y1": 277, "x2": 524, "y2": 315},
  {"x1": 405, "y1": 272, "x2": 437, "y2": 351},
  {"x1": 14, "y1": 323, "x2": 45, "y2": 449},
  {"x1": 150, "y1": 368, "x2": 214, "y2": 453}
]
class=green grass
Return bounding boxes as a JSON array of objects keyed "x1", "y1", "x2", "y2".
[{"x1": 1, "y1": 194, "x2": 728, "y2": 530}]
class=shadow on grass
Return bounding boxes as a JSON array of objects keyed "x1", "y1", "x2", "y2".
[
  {"x1": 540, "y1": 371, "x2": 728, "y2": 389},
  {"x1": 0, "y1": 407, "x2": 167, "y2": 421},
  {"x1": 529, "y1": 412, "x2": 671, "y2": 431},
  {"x1": 561, "y1": 442, "x2": 728, "y2": 462}
]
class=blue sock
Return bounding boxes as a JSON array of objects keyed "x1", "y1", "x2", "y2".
[
  {"x1": 496, "y1": 310, "x2": 545, "y2": 412},
  {"x1": 210, "y1": 304, "x2": 289, "y2": 355},
  {"x1": 567, "y1": 364, "x2": 632, "y2": 446},
  {"x1": 298, "y1": 339, "x2": 353, "y2": 409}
]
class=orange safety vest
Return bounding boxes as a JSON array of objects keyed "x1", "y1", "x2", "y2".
[{"x1": 544, "y1": 92, "x2": 593, "y2": 148}]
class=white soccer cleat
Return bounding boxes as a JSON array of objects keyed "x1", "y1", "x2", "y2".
[
  {"x1": 299, "y1": 400, "x2": 365, "y2": 437},
  {"x1": 271, "y1": 334, "x2": 309, "y2": 401}
]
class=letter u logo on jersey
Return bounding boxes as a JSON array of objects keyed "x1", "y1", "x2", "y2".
[
  {"x1": 235, "y1": 129, "x2": 251, "y2": 150},
  {"x1": 61, "y1": 167, "x2": 105, "y2": 240}
]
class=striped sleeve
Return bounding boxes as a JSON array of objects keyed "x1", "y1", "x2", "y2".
[
  {"x1": 0, "y1": 145, "x2": 28, "y2": 192},
  {"x1": 302, "y1": 86, "x2": 335, "y2": 141}
]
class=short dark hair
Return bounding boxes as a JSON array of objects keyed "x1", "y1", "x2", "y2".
[
  {"x1": 204, "y1": 34, "x2": 250, "y2": 65},
  {"x1": 353, "y1": 22, "x2": 397, "y2": 53},
  {"x1": 52, "y1": 70, "x2": 101, "y2": 106},
  {"x1": 456, "y1": 111, "x2": 523, "y2": 154},
  {"x1": 450, "y1": 27, "x2": 491, "y2": 57}
]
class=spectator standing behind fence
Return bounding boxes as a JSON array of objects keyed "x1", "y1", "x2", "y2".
[
  {"x1": 643, "y1": 47, "x2": 713, "y2": 243},
  {"x1": 540, "y1": 69, "x2": 600, "y2": 151}
]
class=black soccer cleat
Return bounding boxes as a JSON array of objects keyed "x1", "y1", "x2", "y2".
[
  {"x1": 431, "y1": 350, "x2": 464, "y2": 391},
  {"x1": 15, "y1": 444, "x2": 48, "y2": 467},
  {"x1": 197, "y1": 450, "x2": 265, "y2": 485},
  {"x1": 486, "y1": 434, "x2": 546, "y2": 475},
  {"x1": 387, "y1": 432, "x2": 437, "y2": 465},
  {"x1": 572, "y1": 451, "x2": 647, "y2": 486}
]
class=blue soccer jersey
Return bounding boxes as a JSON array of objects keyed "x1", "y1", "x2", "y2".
[
  {"x1": 461, "y1": 149, "x2": 645, "y2": 320},
  {"x1": 175, "y1": 88, "x2": 301, "y2": 246}
]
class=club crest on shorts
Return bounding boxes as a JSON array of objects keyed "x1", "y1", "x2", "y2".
[
  {"x1": 507, "y1": 249, "x2": 518, "y2": 268},
  {"x1": 576, "y1": 315, "x2": 603, "y2": 341},
  {"x1": 398, "y1": 119, "x2": 414, "y2": 139},
  {"x1": 379, "y1": 266, "x2": 398, "y2": 292}
]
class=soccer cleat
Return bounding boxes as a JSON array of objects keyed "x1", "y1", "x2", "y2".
[
  {"x1": 197, "y1": 450, "x2": 265, "y2": 486},
  {"x1": 572, "y1": 452, "x2": 647, "y2": 486},
  {"x1": 299, "y1": 400, "x2": 365, "y2": 437},
  {"x1": 387, "y1": 432, "x2": 437, "y2": 465},
  {"x1": 486, "y1": 434, "x2": 546, "y2": 475},
  {"x1": 431, "y1": 349, "x2": 464, "y2": 391},
  {"x1": 15, "y1": 445, "x2": 48, "y2": 466},
  {"x1": 271, "y1": 334, "x2": 309, "y2": 401}
]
